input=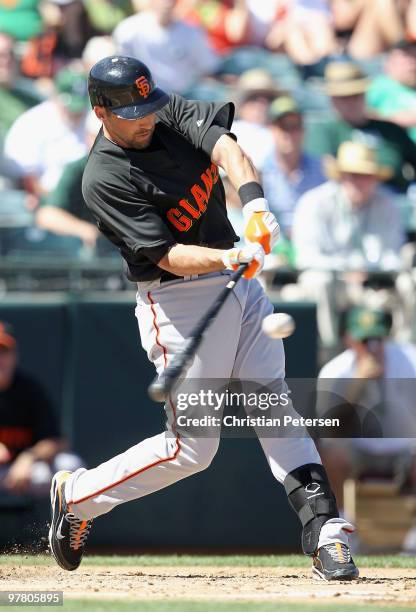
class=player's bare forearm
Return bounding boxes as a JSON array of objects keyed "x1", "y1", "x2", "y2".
[
  {"x1": 157, "y1": 243, "x2": 226, "y2": 276},
  {"x1": 211, "y1": 134, "x2": 260, "y2": 191}
]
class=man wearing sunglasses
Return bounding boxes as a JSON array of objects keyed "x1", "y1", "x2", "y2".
[{"x1": 261, "y1": 96, "x2": 325, "y2": 236}]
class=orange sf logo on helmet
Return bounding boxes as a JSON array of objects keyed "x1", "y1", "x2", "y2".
[{"x1": 135, "y1": 76, "x2": 151, "y2": 99}]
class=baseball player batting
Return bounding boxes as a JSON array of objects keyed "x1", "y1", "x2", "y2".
[{"x1": 48, "y1": 56, "x2": 358, "y2": 582}]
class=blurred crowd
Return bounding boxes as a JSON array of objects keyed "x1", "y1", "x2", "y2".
[
  {"x1": 2, "y1": 0, "x2": 416, "y2": 349},
  {"x1": 2, "y1": 0, "x2": 416, "y2": 553}
]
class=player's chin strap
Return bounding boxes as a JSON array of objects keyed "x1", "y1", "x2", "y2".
[{"x1": 283, "y1": 463, "x2": 339, "y2": 556}]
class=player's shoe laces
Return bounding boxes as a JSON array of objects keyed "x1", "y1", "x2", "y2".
[
  {"x1": 312, "y1": 542, "x2": 359, "y2": 581},
  {"x1": 49, "y1": 470, "x2": 93, "y2": 571}
]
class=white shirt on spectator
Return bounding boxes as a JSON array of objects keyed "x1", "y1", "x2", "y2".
[
  {"x1": 292, "y1": 180, "x2": 404, "y2": 271},
  {"x1": 232, "y1": 119, "x2": 274, "y2": 170},
  {"x1": 318, "y1": 341, "x2": 416, "y2": 453},
  {"x1": 4, "y1": 100, "x2": 88, "y2": 193},
  {"x1": 113, "y1": 11, "x2": 219, "y2": 93}
]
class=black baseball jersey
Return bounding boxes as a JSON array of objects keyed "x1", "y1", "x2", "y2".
[{"x1": 82, "y1": 94, "x2": 239, "y2": 281}]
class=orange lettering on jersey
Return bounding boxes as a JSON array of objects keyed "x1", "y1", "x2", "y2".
[
  {"x1": 211, "y1": 163, "x2": 219, "y2": 184},
  {"x1": 165, "y1": 163, "x2": 220, "y2": 232},
  {"x1": 201, "y1": 168, "x2": 213, "y2": 195},
  {"x1": 179, "y1": 198, "x2": 201, "y2": 219},
  {"x1": 167, "y1": 208, "x2": 192, "y2": 232},
  {"x1": 190, "y1": 185, "x2": 208, "y2": 213}
]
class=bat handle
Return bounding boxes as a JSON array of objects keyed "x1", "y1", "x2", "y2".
[
  {"x1": 148, "y1": 372, "x2": 173, "y2": 403},
  {"x1": 148, "y1": 347, "x2": 191, "y2": 403}
]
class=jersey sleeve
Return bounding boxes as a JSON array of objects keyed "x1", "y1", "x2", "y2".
[
  {"x1": 158, "y1": 94, "x2": 236, "y2": 157},
  {"x1": 82, "y1": 165, "x2": 176, "y2": 265}
]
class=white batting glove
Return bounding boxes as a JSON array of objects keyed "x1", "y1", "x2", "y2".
[
  {"x1": 222, "y1": 242, "x2": 265, "y2": 279},
  {"x1": 242, "y1": 199, "x2": 280, "y2": 254}
]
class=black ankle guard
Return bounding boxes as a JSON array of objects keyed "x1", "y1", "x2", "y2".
[{"x1": 284, "y1": 463, "x2": 338, "y2": 555}]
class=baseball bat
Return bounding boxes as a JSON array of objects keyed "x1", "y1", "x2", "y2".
[{"x1": 148, "y1": 264, "x2": 248, "y2": 402}]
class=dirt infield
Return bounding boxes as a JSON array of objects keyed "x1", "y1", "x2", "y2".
[{"x1": 1, "y1": 562, "x2": 416, "y2": 606}]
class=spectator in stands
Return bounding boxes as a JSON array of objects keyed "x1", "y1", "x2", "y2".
[
  {"x1": 82, "y1": 35, "x2": 117, "y2": 73},
  {"x1": 40, "y1": 0, "x2": 96, "y2": 63},
  {"x1": 176, "y1": 0, "x2": 251, "y2": 55},
  {"x1": 20, "y1": 0, "x2": 95, "y2": 78},
  {"x1": 330, "y1": 0, "x2": 404, "y2": 59},
  {"x1": 178, "y1": 0, "x2": 289, "y2": 53},
  {"x1": 0, "y1": 322, "x2": 84, "y2": 496},
  {"x1": 245, "y1": 0, "x2": 289, "y2": 49},
  {"x1": 317, "y1": 306, "x2": 416, "y2": 511},
  {"x1": 306, "y1": 60, "x2": 416, "y2": 193},
  {"x1": 289, "y1": 141, "x2": 404, "y2": 345},
  {"x1": 283, "y1": 0, "x2": 336, "y2": 71},
  {"x1": 0, "y1": 0, "x2": 43, "y2": 42},
  {"x1": 261, "y1": 96, "x2": 325, "y2": 235},
  {"x1": 232, "y1": 69, "x2": 278, "y2": 168},
  {"x1": 0, "y1": 32, "x2": 42, "y2": 137},
  {"x1": 35, "y1": 112, "x2": 107, "y2": 251},
  {"x1": 367, "y1": 40, "x2": 416, "y2": 143},
  {"x1": 4, "y1": 64, "x2": 89, "y2": 200},
  {"x1": 283, "y1": 0, "x2": 406, "y2": 72},
  {"x1": 294, "y1": 141, "x2": 403, "y2": 271},
  {"x1": 84, "y1": 0, "x2": 133, "y2": 35},
  {"x1": 113, "y1": 0, "x2": 220, "y2": 93}
]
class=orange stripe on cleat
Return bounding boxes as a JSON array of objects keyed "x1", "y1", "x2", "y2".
[{"x1": 71, "y1": 521, "x2": 89, "y2": 551}]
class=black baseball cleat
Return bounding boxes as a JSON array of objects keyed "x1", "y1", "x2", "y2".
[
  {"x1": 312, "y1": 543, "x2": 359, "y2": 581},
  {"x1": 49, "y1": 470, "x2": 93, "y2": 571}
]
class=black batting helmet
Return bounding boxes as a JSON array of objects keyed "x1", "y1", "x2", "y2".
[{"x1": 88, "y1": 56, "x2": 169, "y2": 120}]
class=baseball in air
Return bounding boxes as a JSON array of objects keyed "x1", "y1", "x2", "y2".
[{"x1": 262, "y1": 313, "x2": 295, "y2": 339}]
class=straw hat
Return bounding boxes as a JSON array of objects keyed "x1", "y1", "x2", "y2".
[
  {"x1": 324, "y1": 141, "x2": 393, "y2": 181},
  {"x1": 324, "y1": 61, "x2": 371, "y2": 97},
  {"x1": 237, "y1": 69, "x2": 280, "y2": 101}
]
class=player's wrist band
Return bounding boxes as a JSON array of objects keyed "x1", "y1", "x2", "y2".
[{"x1": 238, "y1": 182, "x2": 264, "y2": 205}]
